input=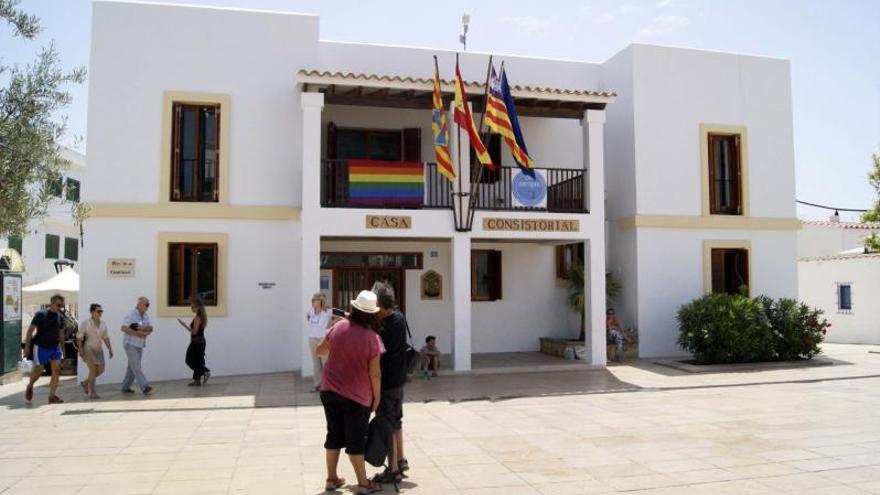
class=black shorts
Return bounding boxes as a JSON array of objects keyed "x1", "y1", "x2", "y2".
[
  {"x1": 320, "y1": 391, "x2": 371, "y2": 455},
  {"x1": 378, "y1": 386, "x2": 404, "y2": 431}
]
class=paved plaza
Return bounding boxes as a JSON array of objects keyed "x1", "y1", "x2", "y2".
[{"x1": 1, "y1": 343, "x2": 879, "y2": 494}]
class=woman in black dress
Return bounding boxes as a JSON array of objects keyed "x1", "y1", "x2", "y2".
[{"x1": 177, "y1": 298, "x2": 211, "y2": 386}]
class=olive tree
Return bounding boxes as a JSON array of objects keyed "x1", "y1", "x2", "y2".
[{"x1": 0, "y1": 0, "x2": 86, "y2": 239}]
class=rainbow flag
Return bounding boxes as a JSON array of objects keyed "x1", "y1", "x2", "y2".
[{"x1": 348, "y1": 160, "x2": 424, "y2": 207}]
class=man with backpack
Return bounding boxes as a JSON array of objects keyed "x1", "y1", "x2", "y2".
[
  {"x1": 22, "y1": 294, "x2": 67, "y2": 404},
  {"x1": 370, "y1": 281, "x2": 412, "y2": 483}
]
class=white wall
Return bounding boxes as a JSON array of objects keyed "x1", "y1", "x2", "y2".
[
  {"x1": 87, "y1": 2, "x2": 318, "y2": 207},
  {"x1": 471, "y1": 242, "x2": 581, "y2": 353},
  {"x1": 635, "y1": 229, "x2": 798, "y2": 357},
  {"x1": 79, "y1": 218, "x2": 300, "y2": 384},
  {"x1": 798, "y1": 223, "x2": 879, "y2": 258},
  {"x1": 629, "y1": 45, "x2": 796, "y2": 218},
  {"x1": 799, "y1": 256, "x2": 880, "y2": 344}
]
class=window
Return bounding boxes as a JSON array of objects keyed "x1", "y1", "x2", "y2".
[
  {"x1": 708, "y1": 133, "x2": 742, "y2": 215},
  {"x1": 45, "y1": 234, "x2": 60, "y2": 259},
  {"x1": 47, "y1": 176, "x2": 63, "y2": 198},
  {"x1": 837, "y1": 284, "x2": 852, "y2": 312},
  {"x1": 710, "y1": 248, "x2": 749, "y2": 295},
  {"x1": 470, "y1": 133, "x2": 502, "y2": 184},
  {"x1": 168, "y1": 243, "x2": 218, "y2": 306},
  {"x1": 64, "y1": 237, "x2": 78, "y2": 261},
  {"x1": 556, "y1": 243, "x2": 584, "y2": 279},
  {"x1": 65, "y1": 178, "x2": 80, "y2": 202},
  {"x1": 327, "y1": 125, "x2": 422, "y2": 162},
  {"x1": 171, "y1": 103, "x2": 220, "y2": 202},
  {"x1": 472, "y1": 249, "x2": 502, "y2": 301},
  {"x1": 7, "y1": 237, "x2": 22, "y2": 255}
]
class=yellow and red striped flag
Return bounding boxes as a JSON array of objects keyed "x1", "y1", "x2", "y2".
[
  {"x1": 453, "y1": 59, "x2": 495, "y2": 171},
  {"x1": 486, "y1": 65, "x2": 535, "y2": 175},
  {"x1": 432, "y1": 58, "x2": 455, "y2": 182}
]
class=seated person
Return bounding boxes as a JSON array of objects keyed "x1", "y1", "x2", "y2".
[
  {"x1": 419, "y1": 336, "x2": 441, "y2": 379},
  {"x1": 606, "y1": 308, "x2": 628, "y2": 363}
]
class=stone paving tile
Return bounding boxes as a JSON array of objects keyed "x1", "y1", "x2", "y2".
[{"x1": 0, "y1": 343, "x2": 878, "y2": 494}]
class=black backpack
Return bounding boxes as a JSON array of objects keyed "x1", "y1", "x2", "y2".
[{"x1": 365, "y1": 415, "x2": 393, "y2": 468}]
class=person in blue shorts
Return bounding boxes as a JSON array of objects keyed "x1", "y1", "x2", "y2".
[{"x1": 22, "y1": 294, "x2": 67, "y2": 404}]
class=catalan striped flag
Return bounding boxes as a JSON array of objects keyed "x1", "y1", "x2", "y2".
[
  {"x1": 453, "y1": 59, "x2": 495, "y2": 171},
  {"x1": 348, "y1": 160, "x2": 424, "y2": 207},
  {"x1": 432, "y1": 58, "x2": 455, "y2": 182},
  {"x1": 486, "y1": 65, "x2": 535, "y2": 176}
]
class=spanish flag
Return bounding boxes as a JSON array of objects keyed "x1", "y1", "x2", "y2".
[
  {"x1": 432, "y1": 58, "x2": 455, "y2": 182},
  {"x1": 486, "y1": 65, "x2": 535, "y2": 176},
  {"x1": 453, "y1": 59, "x2": 495, "y2": 171}
]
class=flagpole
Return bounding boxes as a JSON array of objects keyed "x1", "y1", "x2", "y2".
[
  {"x1": 454, "y1": 53, "x2": 465, "y2": 231},
  {"x1": 465, "y1": 55, "x2": 495, "y2": 230}
]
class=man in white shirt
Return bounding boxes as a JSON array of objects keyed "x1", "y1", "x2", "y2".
[{"x1": 121, "y1": 296, "x2": 154, "y2": 394}]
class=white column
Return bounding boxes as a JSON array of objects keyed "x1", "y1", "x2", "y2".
[
  {"x1": 585, "y1": 239, "x2": 607, "y2": 366},
  {"x1": 583, "y1": 109, "x2": 606, "y2": 217},
  {"x1": 582, "y1": 108, "x2": 607, "y2": 366},
  {"x1": 300, "y1": 92, "x2": 324, "y2": 377},
  {"x1": 451, "y1": 234, "x2": 472, "y2": 371},
  {"x1": 449, "y1": 102, "x2": 471, "y2": 230}
]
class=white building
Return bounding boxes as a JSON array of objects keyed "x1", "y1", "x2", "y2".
[
  {"x1": 798, "y1": 220, "x2": 880, "y2": 344},
  {"x1": 1, "y1": 147, "x2": 85, "y2": 287},
  {"x1": 82, "y1": 1, "x2": 801, "y2": 383}
]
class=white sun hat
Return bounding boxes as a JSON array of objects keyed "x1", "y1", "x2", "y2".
[{"x1": 350, "y1": 290, "x2": 380, "y2": 314}]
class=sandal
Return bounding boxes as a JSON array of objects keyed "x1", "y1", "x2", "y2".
[
  {"x1": 324, "y1": 477, "x2": 345, "y2": 491},
  {"x1": 398, "y1": 458, "x2": 410, "y2": 474},
  {"x1": 355, "y1": 481, "x2": 383, "y2": 494},
  {"x1": 372, "y1": 467, "x2": 402, "y2": 484}
]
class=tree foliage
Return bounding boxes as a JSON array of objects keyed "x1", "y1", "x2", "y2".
[
  {"x1": 861, "y1": 152, "x2": 880, "y2": 224},
  {"x1": 0, "y1": 0, "x2": 86, "y2": 238}
]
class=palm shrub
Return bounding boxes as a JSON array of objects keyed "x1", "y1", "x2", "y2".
[{"x1": 676, "y1": 293, "x2": 774, "y2": 364}]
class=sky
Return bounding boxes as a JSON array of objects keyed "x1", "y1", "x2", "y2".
[{"x1": 3, "y1": 0, "x2": 879, "y2": 221}]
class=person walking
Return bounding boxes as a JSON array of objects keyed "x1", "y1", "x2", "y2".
[
  {"x1": 77, "y1": 303, "x2": 113, "y2": 399},
  {"x1": 22, "y1": 294, "x2": 67, "y2": 404},
  {"x1": 306, "y1": 292, "x2": 332, "y2": 391},
  {"x1": 315, "y1": 290, "x2": 384, "y2": 495},
  {"x1": 370, "y1": 281, "x2": 410, "y2": 484},
  {"x1": 121, "y1": 296, "x2": 154, "y2": 394},
  {"x1": 177, "y1": 297, "x2": 210, "y2": 386}
]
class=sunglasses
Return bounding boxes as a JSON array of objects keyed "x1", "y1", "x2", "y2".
[{"x1": 95, "y1": 309, "x2": 104, "y2": 314}]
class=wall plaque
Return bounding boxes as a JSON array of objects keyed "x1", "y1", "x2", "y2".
[
  {"x1": 107, "y1": 258, "x2": 136, "y2": 278},
  {"x1": 366, "y1": 215, "x2": 412, "y2": 229},
  {"x1": 420, "y1": 270, "x2": 442, "y2": 300},
  {"x1": 482, "y1": 218, "x2": 580, "y2": 232}
]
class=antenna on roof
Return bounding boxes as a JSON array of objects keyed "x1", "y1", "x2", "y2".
[{"x1": 460, "y1": 13, "x2": 470, "y2": 52}]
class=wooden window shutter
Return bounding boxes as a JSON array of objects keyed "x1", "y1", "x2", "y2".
[
  {"x1": 213, "y1": 106, "x2": 221, "y2": 202},
  {"x1": 490, "y1": 250, "x2": 503, "y2": 300},
  {"x1": 172, "y1": 103, "x2": 182, "y2": 201},
  {"x1": 707, "y1": 134, "x2": 717, "y2": 214},
  {"x1": 734, "y1": 135, "x2": 742, "y2": 214},
  {"x1": 555, "y1": 245, "x2": 565, "y2": 279},
  {"x1": 735, "y1": 249, "x2": 749, "y2": 291},
  {"x1": 710, "y1": 248, "x2": 724, "y2": 293},
  {"x1": 403, "y1": 127, "x2": 421, "y2": 162}
]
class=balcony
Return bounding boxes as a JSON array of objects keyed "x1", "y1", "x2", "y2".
[{"x1": 320, "y1": 159, "x2": 588, "y2": 213}]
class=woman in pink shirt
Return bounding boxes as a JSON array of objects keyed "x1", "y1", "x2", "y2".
[{"x1": 316, "y1": 290, "x2": 385, "y2": 494}]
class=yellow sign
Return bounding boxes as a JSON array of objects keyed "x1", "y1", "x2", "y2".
[
  {"x1": 366, "y1": 215, "x2": 412, "y2": 229},
  {"x1": 107, "y1": 258, "x2": 136, "y2": 278},
  {"x1": 483, "y1": 218, "x2": 580, "y2": 232}
]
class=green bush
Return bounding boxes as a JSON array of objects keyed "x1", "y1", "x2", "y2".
[
  {"x1": 676, "y1": 293, "x2": 774, "y2": 364},
  {"x1": 757, "y1": 296, "x2": 828, "y2": 360},
  {"x1": 678, "y1": 293, "x2": 829, "y2": 364}
]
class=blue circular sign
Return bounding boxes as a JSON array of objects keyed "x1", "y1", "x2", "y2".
[{"x1": 512, "y1": 171, "x2": 547, "y2": 207}]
